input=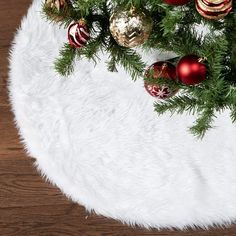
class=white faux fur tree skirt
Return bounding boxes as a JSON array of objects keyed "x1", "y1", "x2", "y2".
[{"x1": 9, "y1": 0, "x2": 236, "y2": 229}]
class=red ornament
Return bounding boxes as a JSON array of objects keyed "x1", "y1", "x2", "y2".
[
  {"x1": 144, "y1": 61, "x2": 178, "y2": 99},
  {"x1": 177, "y1": 55, "x2": 207, "y2": 85},
  {"x1": 164, "y1": 0, "x2": 191, "y2": 5},
  {"x1": 195, "y1": 0, "x2": 232, "y2": 20},
  {"x1": 68, "y1": 20, "x2": 90, "y2": 48}
]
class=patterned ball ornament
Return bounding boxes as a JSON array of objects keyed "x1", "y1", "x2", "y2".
[
  {"x1": 144, "y1": 62, "x2": 178, "y2": 99},
  {"x1": 164, "y1": 0, "x2": 191, "y2": 5},
  {"x1": 195, "y1": 0, "x2": 232, "y2": 20},
  {"x1": 68, "y1": 20, "x2": 90, "y2": 48},
  {"x1": 109, "y1": 7, "x2": 153, "y2": 48},
  {"x1": 177, "y1": 55, "x2": 207, "y2": 85}
]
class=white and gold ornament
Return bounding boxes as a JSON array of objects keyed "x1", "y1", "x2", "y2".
[{"x1": 109, "y1": 7, "x2": 153, "y2": 48}]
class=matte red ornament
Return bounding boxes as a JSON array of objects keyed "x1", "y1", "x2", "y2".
[
  {"x1": 68, "y1": 20, "x2": 90, "y2": 48},
  {"x1": 144, "y1": 61, "x2": 178, "y2": 99},
  {"x1": 164, "y1": 0, "x2": 191, "y2": 5},
  {"x1": 177, "y1": 55, "x2": 207, "y2": 85}
]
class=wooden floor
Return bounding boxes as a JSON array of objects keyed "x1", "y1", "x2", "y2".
[{"x1": 1, "y1": 1, "x2": 236, "y2": 235}]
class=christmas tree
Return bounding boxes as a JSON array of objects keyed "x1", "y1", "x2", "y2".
[{"x1": 43, "y1": 0, "x2": 236, "y2": 138}]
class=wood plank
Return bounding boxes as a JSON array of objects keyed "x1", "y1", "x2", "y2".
[{"x1": 1, "y1": 204, "x2": 235, "y2": 236}]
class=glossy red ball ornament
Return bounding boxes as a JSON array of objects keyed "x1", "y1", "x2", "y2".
[
  {"x1": 68, "y1": 20, "x2": 90, "y2": 48},
  {"x1": 177, "y1": 55, "x2": 207, "y2": 85},
  {"x1": 164, "y1": 0, "x2": 191, "y2": 5},
  {"x1": 144, "y1": 61, "x2": 178, "y2": 99}
]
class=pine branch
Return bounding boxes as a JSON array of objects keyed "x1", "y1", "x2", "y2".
[
  {"x1": 107, "y1": 39, "x2": 146, "y2": 80},
  {"x1": 230, "y1": 105, "x2": 236, "y2": 123},
  {"x1": 107, "y1": 57, "x2": 118, "y2": 72},
  {"x1": 55, "y1": 43, "x2": 76, "y2": 76},
  {"x1": 189, "y1": 107, "x2": 215, "y2": 139},
  {"x1": 72, "y1": 0, "x2": 106, "y2": 16},
  {"x1": 154, "y1": 95, "x2": 200, "y2": 115},
  {"x1": 42, "y1": 2, "x2": 78, "y2": 26},
  {"x1": 43, "y1": 0, "x2": 236, "y2": 138}
]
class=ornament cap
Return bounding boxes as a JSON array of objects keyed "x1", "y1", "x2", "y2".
[
  {"x1": 198, "y1": 57, "x2": 207, "y2": 63},
  {"x1": 130, "y1": 5, "x2": 137, "y2": 14},
  {"x1": 79, "y1": 18, "x2": 86, "y2": 26}
]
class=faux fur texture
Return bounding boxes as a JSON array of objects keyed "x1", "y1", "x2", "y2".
[{"x1": 9, "y1": 0, "x2": 236, "y2": 229}]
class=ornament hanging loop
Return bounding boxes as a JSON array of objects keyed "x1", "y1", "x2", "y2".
[{"x1": 130, "y1": 5, "x2": 136, "y2": 14}]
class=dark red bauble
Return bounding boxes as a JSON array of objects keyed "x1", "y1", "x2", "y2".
[
  {"x1": 164, "y1": 0, "x2": 191, "y2": 5},
  {"x1": 68, "y1": 20, "x2": 90, "y2": 48},
  {"x1": 144, "y1": 61, "x2": 178, "y2": 99},
  {"x1": 177, "y1": 55, "x2": 207, "y2": 85}
]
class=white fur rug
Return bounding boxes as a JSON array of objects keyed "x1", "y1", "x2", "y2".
[{"x1": 9, "y1": 0, "x2": 236, "y2": 229}]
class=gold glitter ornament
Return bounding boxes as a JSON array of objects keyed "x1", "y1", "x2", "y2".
[{"x1": 109, "y1": 7, "x2": 153, "y2": 48}]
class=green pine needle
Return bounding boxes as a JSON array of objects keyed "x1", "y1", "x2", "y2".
[{"x1": 55, "y1": 43, "x2": 76, "y2": 76}]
